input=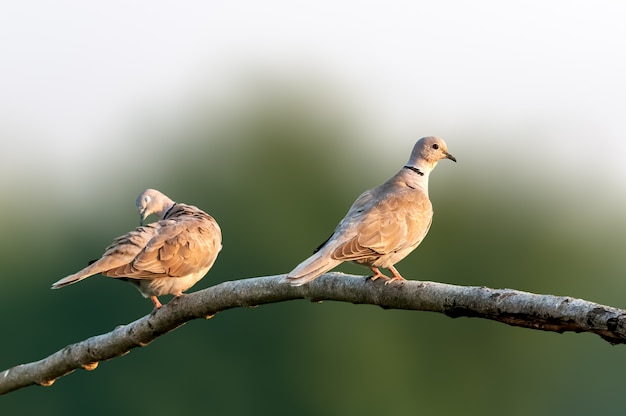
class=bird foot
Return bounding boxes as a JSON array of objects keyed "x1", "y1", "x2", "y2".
[
  {"x1": 384, "y1": 276, "x2": 406, "y2": 285},
  {"x1": 150, "y1": 296, "x2": 163, "y2": 309},
  {"x1": 369, "y1": 272, "x2": 391, "y2": 282},
  {"x1": 384, "y1": 266, "x2": 406, "y2": 285}
]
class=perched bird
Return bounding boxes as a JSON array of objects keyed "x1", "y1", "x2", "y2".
[
  {"x1": 286, "y1": 136, "x2": 455, "y2": 286},
  {"x1": 51, "y1": 189, "x2": 222, "y2": 308}
]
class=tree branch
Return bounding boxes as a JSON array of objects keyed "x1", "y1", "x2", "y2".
[{"x1": 2, "y1": 272, "x2": 626, "y2": 395}]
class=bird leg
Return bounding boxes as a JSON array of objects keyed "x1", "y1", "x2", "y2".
[
  {"x1": 150, "y1": 295, "x2": 163, "y2": 309},
  {"x1": 369, "y1": 267, "x2": 391, "y2": 282},
  {"x1": 384, "y1": 266, "x2": 406, "y2": 285}
]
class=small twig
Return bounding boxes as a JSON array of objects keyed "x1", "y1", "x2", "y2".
[{"x1": 2, "y1": 273, "x2": 625, "y2": 395}]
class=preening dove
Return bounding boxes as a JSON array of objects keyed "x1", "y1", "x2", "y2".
[
  {"x1": 286, "y1": 136, "x2": 455, "y2": 286},
  {"x1": 51, "y1": 189, "x2": 222, "y2": 308}
]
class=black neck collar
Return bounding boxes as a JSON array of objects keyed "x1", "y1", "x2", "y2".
[
  {"x1": 163, "y1": 203, "x2": 178, "y2": 219},
  {"x1": 404, "y1": 165, "x2": 424, "y2": 176}
]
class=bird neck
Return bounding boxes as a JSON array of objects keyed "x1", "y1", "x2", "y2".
[
  {"x1": 161, "y1": 202, "x2": 178, "y2": 220},
  {"x1": 403, "y1": 165, "x2": 425, "y2": 176},
  {"x1": 404, "y1": 161, "x2": 435, "y2": 177},
  {"x1": 401, "y1": 164, "x2": 431, "y2": 194}
]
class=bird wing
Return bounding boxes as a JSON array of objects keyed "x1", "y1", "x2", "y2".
[
  {"x1": 329, "y1": 184, "x2": 432, "y2": 261},
  {"x1": 103, "y1": 216, "x2": 222, "y2": 279},
  {"x1": 50, "y1": 224, "x2": 161, "y2": 288}
]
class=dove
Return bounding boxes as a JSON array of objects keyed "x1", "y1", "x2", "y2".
[
  {"x1": 285, "y1": 136, "x2": 455, "y2": 286},
  {"x1": 51, "y1": 189, "x2": 222, "y2": 308}
]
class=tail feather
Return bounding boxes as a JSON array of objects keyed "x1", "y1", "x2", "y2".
[
  {"x1": 285, "y1": 252, "x2": 342, "y2": 286},
  {"x1": 51, "y1": 262, "x2": 102, "y2": 289}
]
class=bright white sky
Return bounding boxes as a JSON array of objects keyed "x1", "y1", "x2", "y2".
[{"x1": 1, "y1": 0, "x2": 625, "y2": 191}]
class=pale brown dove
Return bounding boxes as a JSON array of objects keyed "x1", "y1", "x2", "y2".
[
  {"x1": 285, "y1": 136, "x2": 455, "y2": 286},
  {"x1": 51, "y1": 189, "x2": 222, "y2": 308}
]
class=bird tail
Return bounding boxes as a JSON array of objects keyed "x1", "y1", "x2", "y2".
[
  {"x1": 51, "y1": 263, "x2": 100, "y2": 289},
  {"x1": 285, "y1": 251, "x2": 341, "y2": 286}
]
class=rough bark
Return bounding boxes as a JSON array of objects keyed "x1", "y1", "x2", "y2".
[{"x1": 2, "y1": 272, "x2": 626, "y2": 395}]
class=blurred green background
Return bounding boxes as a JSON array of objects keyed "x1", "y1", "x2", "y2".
[{"x1": 1, "y1": 1, "x2": 626, "y2": 415}]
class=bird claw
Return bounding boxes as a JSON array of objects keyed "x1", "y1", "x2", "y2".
[
  {"x1": 384, "y1": 276, "x2": 406, "y2": 285},
  {"x1": 369, "y1": 273, "x2": 391, "y2": 282}
]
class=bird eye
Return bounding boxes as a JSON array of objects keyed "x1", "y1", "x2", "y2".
[{"x1": 432, "y1": 144, "x2": 440, "y2": 150}]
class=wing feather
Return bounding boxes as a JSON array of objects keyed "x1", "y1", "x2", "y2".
[
  {"x1": 103, "y1": 212, "x2": 221, "y2": 280},
  {"x1": 330, "y1": 185, "x2": 432, "y2": 262}
]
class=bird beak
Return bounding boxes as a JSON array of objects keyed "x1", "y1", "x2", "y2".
[
  {"x1": 445, "y1": 152, "x2": 457, "y2": 162},
  {"x1": 139, "y1": 211, "x2": 146, "y2": 226}
]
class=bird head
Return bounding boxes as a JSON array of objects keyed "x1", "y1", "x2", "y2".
[
  {"x1": 407, "y1": 136, "x2": 456, "y2": 169},
  {"x1": 135, "y1": 189, "x2": 175, "y2": 225}
]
